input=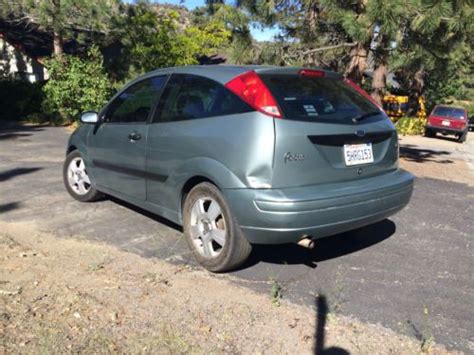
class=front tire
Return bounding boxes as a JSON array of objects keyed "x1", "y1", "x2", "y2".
[
  {"x1": 183, "y1": 182, "x2": 252, "y2": 272},
  {"x1": 63, "y1": 150, "x2": 102, "y2": 202}
]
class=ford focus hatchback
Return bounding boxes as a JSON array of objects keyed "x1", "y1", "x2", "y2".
[{"x1": 64, "y1": 66, "x2": 414, "y2": 272}]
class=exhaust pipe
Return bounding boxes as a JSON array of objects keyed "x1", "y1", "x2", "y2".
[{"x1": 297, "y1": 236, "x2": 315, "y2": 249}]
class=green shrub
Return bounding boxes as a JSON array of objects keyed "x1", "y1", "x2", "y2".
[
  {"x1": 42, "y1": 46, "x2": 112, "y2": 123},
  {"x1": 0, "y1": 80, "x2": 44, "y2": 121},
  {"x1": 395, "y1": 117, "x2": 427, "y2": 136}
]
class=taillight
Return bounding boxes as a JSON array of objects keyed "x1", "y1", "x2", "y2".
[
  {"x1": 299, "y1": 69, "x2": 326, "y2": 77},
  {"x1": 225, "y1": 71, "x2": 282, "y2": 118}
]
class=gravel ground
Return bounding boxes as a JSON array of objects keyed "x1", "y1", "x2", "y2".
[{"x1": 1, "y1": 222, "x2": 456, "y2": 354}]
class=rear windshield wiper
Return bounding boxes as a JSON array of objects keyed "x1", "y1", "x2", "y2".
[{"x1": 351, "y1": 110, "x2": 381, "y2": 123}]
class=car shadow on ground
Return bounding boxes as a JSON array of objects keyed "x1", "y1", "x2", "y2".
[
  {"x1": 0, "y1": 122, "x2": 48, "y2": 140},
  {"x1": 400, "y1": 144, "x2": 453, "y2": 163},
  {"x1": 108, "y1": 195, "x2": 396, "y2": 269},
  {"x1": 108, "y1": 196, "x2": 183, "y2": 232},
  {"x1": 428, "y1": 135, "x2": 462, "y2": 143},
  {"x1": 0, "y1": 201, "x2": 22, "y2": 213},
  {"x1": 0, "y1": 167, "x2": 43, "y2": 182},
  {"x1": 241, "y1": 219, "x2": 396, "y2": 270}
]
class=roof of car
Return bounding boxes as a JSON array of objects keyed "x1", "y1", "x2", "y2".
[
  {"x1": 135, "y1": 65, "x2": 340, "y2": 85},
  {"x1": 434, "y1": 105, "x2": 466, "y2": 110}
]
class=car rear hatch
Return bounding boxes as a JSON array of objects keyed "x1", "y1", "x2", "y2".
[
  {"x1": 255, "y1": 68, "x2": 398, "y2": 188},
  {"x1": 429, "y1": 107, "x2": 467, "y2": 130}
]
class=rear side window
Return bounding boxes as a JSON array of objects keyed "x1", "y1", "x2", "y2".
[
  {"x1": 433, "y1": 107, "x2": 465, "y2": 119},
  {"x1": 260, "y1": 75, "x2": 379, "y2": 122},
  {"x1": 105, "y1": 76, "x2": 166, "y2": 123},
  {"x1": 154, "y1": 74, "x2": 253, "y2": 123}
]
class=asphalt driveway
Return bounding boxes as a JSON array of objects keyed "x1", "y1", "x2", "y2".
[{"x1": 1, "y1": 123, "x2": 473, "y2": 353}]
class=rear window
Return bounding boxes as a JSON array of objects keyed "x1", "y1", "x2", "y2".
[
  {"x1": 260, "y1": 74, "x2": 379, "y2": 122},
  {"x1": 433, "y1": 107, "x2": 465, "y2": 119}
]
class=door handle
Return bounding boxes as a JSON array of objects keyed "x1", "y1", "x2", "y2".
[{"x1": 128, "y1": 131, "x2": 142, "y2": 142}]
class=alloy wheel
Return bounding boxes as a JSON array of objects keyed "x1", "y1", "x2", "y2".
[
  {"x1": 67, "y1": 157, "x2": 91, "y2": 195},
  {"x1": 189, "y1": 197, "x2": 227, "y2": 258}
]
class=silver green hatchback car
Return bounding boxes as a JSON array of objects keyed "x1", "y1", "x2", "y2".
[{"x1": 64, "y1": 65, "x2": 414, "y2": 272}]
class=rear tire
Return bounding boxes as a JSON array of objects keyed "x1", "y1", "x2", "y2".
[
  {"x1": 63, "y1": 150, "x2": 102, "y2": 202},
  {"x1": 458, "y1": 130, "x2": 467, "y2": 143},
  {"x1": 183, "y1": 182, "x2": 252, "y2": 272},
  {"x1": 425, "y1": 129, "x2": 435, "y2": 138}
]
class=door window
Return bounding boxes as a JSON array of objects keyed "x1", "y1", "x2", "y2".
[
  {"x1": 105, "y1": 76, "x2": 167, "y2": 123},
  {"x1": 154, "y1": 74, "x2": 253, "y2": 123}
]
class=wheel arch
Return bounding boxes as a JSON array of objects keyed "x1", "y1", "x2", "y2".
[
  {"x1": 180, "y1": 176, "x2": 218, "y2": 213},
  {"x1": 66, "y1": 145, "x2": 77, "y2": 155}
]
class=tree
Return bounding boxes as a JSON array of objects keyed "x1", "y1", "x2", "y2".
[
  {"x1": 235, "y1": 0, "x2": 370, "y2": 78},
  {"x1": 191, "y1": 3, "x2": 253, "y2": 64},
  {"x1": 108, "y1": 2, "x2": 231, "y2": 79},
  {"x1": 0, "y1": 0, "x2": 118, "y2": 55},
  {"x1": 393, "y1": 0, "x2": 474, "y2": 104},
  {"x1": 316, "y1": 0, "x2": 408, "y2": 103}
]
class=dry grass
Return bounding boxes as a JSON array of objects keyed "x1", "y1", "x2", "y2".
[{"x1": 0, "y1": 222, "x2": 457, "y2": 354}]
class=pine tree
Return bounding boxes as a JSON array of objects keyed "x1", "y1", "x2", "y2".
[{"x1": 0, "y1": 0, "x2": 118, "y2": 55}]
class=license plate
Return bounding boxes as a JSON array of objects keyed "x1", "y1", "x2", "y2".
[
  {"x1": 442, "y1": 120, "x2": 451, "y2": 126},
  {"x1": 344, "y1": 143, "x2": 374, "y2": 166}
]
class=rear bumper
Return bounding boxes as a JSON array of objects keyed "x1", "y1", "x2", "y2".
[
  {"x1": 223, "y1": 169, "x2": 414, "y2": 244},
  {"x1": 427, "y1": 124, "x2": 466, "y2": 135}
]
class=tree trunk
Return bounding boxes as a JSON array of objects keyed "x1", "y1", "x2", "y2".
[
  {"x1": 52, "y1": 0, "x2": 63, "y2": 56},
  {"x1": 413, "y1": 67, "x2": 426, "y2": 118},
  {"x1": 53, "y1": 30, "x2": 64, "y2": 56},
  {"x1": 345, "y1": 43, "x2": 367, "y2": 83},
  {"x1": 303, "y1": 0, "x2": 319, "y2": 42},
  {"x1": 413, "y1": 67, "x2": 424, "y2": 95},
  {"x1": 371, "y1": 57, "x2": 387, "y2": 104}
]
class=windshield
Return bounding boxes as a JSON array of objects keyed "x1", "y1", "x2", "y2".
[
  {"x1": 260, "y1": 74, "x2": 379, "y2": 122},
  {"x1": 433, "y1": 107, "x2": 465, "y2": 119}
]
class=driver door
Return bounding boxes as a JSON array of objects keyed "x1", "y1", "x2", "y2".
[{"x1": 89, "y1": 76, "x2": 167, "y2": 200}]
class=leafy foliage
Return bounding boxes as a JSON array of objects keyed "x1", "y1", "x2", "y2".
[
  {"x1": 191, "y1": 4, "x2": 253, "y2": 64},
  {"x1": 396, "y1": 117, "x2": 427, "y2": 136},
  {"x1": 108, "y1": 3, "x2": 230, "y2": 81},
  {"x1": 42, "y1": 46, "x2": 112, "y2": 122}
]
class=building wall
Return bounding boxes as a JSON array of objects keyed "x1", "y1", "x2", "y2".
[{"x1": 0, "y1": 37, "x2": 48, "y2": 82}]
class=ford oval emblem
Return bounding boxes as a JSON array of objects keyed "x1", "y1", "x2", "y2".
[{"x1": 354, "y1": 130, "x2": 366, "y2": 137}]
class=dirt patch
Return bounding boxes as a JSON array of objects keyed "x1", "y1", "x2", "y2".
[
  {"x1": 399, "y1": 134, "x2": 474, "y2": 186},
  {"x1": 0, "y1": 222, "x2": 455, "y2": 354},
  {"x1": 400, "y1": 158, "x2": 473, "y2": 186}
]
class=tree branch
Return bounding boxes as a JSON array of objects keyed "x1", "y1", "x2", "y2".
[{"x1": 290, "y1": 42, "x2": 356, "y2": 58}]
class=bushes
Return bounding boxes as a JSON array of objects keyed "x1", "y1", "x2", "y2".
[
  {"x1": 0, "y1": 46, "x2": 110, "y2": 124},
  {"x1": 42, "y1": 46, "x2": 112, "y2": 123},
  {"x1": 0, "y1": 80, "x2": 44, "y2": 121},
  {"x1": 395, "y1": 117, "x2": 427, "y2": 136}
]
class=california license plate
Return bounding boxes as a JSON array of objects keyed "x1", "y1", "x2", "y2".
[
  {"x1": 344, "y1": 143, "x2": 374, "y2": 166},
  {"x1": 442, "y1": 120, "x2": 451, "y2": 126}
]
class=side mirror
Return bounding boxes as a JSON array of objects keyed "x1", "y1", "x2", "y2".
[{"x1": 80, "y1": 111, "x2": 98, "y2": 124}]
